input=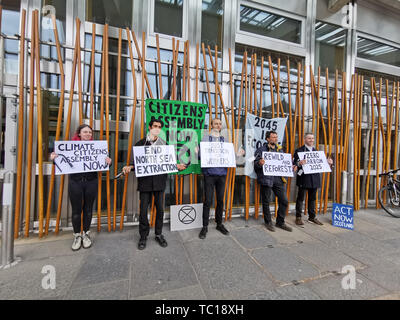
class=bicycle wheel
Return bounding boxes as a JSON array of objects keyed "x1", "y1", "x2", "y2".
[{"x1": 378, "y1": 185, "x2": 400, "y2": 218}]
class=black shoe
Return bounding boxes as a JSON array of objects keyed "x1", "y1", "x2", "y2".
[
  {"x1": 216, "y1": 224, "x2": 229, "y2": 235},
  {"x1": 138, "y1": 237, "x2": 147, "y2": 250},
  {"x1": 276, "y1": 223, "x2": 293, "y2": 232},
  {"x1": 265, "y1": 222, "x2": 275, "y2": 232},
  {"x1": 199, "y1": 227, "x2": 208, "y2": 239},
  {"x1": 308, "y1": 217, "x2": 323, "y2": 225},
  {"x1": 155, "y1": 234, "x2": 168, "y2": 248}
]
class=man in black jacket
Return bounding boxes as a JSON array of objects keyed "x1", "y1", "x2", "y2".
[
  {"x1": 293, "y1": 133, "x2": 333, "y2": 226},
  {"x1": 253, "y1": 131, "x2": 292, "y2": 232},
  {"x1": 123, "y1": 119, "x2": 186, "y2": 250}
]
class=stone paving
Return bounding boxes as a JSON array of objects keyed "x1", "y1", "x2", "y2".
[{"x1": 1, "y1": 209, "x2": 400, "y2": 300}]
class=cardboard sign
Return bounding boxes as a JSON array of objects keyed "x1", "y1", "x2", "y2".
[
  {"x1": 297, "y1": 151, "x2": 331, "y2": 174},
  {"x1": 200, "y1": 142, "x2": 236, "y2": 168},
  {"x1": 332, "y1": 203, "x2": 354, "y2": 230},
  {"x1": 262, "y1": 152, "x2": 294, "y2": 177},
  {"x1": 146, "y1": 99, "x2": 207, "y2": 174},
  {"x1": 54, "y1": 140, "x2": 109, "y2": 175},
  {"x1": 245, "y1": 113, "x2": 288, "y2": 178},
  {"x1": 170, "y1": 203, "x2": 203, "y2": 231},
  {"x1": 133, "y1": 145, "x2": 178, "y2": 177}
]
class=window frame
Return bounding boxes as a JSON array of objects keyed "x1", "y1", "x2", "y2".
[{"x1": 236, "y1": 1, "x2": 306, "y2": 54}]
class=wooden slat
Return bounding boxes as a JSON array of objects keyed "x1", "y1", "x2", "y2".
[
  {"x1": 120, "y1": 28, "x2": 138, "y2": 230},
  {"x1": 24, "y1": 10, "x2": 36, "y2": 237},
  {"x1": 45, "y1": 13, "x2": 66, "y2": 235},
  {"x1": 33, "y1": 11, "x2": 44, "y2": 237},
  {"x1": 14, "y1": 9, "x2": 26, "y2": 238},
  {"x1": 112, "y1": 29, "x2": 122, "y2": 231},
  {"x1": 365, "y1": 78, "x2": 376, "y2": 208}
]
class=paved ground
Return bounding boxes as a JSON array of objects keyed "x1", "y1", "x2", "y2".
[{"x1": 1, "y1": 209, "x2": 400, "y2": 300}]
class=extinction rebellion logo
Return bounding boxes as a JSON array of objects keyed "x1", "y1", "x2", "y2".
[{"x1": 178, "y1": 206, "x2": 196, "y2": 225}]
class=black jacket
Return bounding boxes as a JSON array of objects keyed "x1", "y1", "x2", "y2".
[
  {"x1": 132, "y1": 137, "x2": 168, "y2": 192},
  {"x1": 254, "y1": 144, "x2": 287, "y2": 187},
  {"x1": 293, "y1": 145, "x2": 321, "y2": 189}
]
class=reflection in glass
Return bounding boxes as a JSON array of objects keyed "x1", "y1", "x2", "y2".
[
  {"x1": 41, "y1": 0, "x2": 66, "y2": 61},
  {"x1": 357, "y1": 37, "x2": 400, "y2": 68},
  {"x1": 315, "y1": 21, "x2": 346, "y2": 74},
  {"x1": 239, "y1": 5, "x2": 301, "y2": 44},
  {"x1": 86, "y1": 0, "x2": 133, "y2": 29},
  {"x1": 1, "y1": 0, "x2": 20, "y2": 74},
  {"x1": 201, "y1": 0, "x2": 224, "y2": 50},
  {"x1": 154, "y1": 0, "x2": 183, "y2": 37}
]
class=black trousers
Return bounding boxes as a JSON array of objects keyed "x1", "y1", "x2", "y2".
[
  {"x1": 260, "y1": 178, "x2": 288, "y2": 226},
  {"x1": 203, "y1": 175, "x2": 226, "y2": 227},
  {"x1": 68, "y1": 178, "x2": 98, "y2": 234},
  {"x1": 295, "y1": 187, "x2": 317, "y2": 219},
  {"x1": 139, "y1": 191, "x2": 164, "y2": 238}
]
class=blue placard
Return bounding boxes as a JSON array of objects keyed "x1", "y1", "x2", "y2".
[{"x1": 332, "y1": 203, "x2": 354, "y2": 230}]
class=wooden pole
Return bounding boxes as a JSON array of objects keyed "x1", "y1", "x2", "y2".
[
  {"x1": 76, "y1": 20, "x2": 83, "y2": 124},
  {"x1": 55, "y1": 18, "x2": 80, "y2": 234},
  {"x1": 33, "y1": 11, "x2": 44, "y2": 237},
  {"x1": 104, "y1": 24, "x2": 112, "y2": 231},
  {"x1": 14, "y1": 9, "x2": 26, "y2": 238},
  {"x1": 97, "y1": 25, "x2": 106, "y2": 232},
  {"x1": 24, "y1": 10, "x2": 36, "y2": 237},
  {"x1": 112, "y1": 29, "x2": 122, "y2": 231},
  {"x1": 120, "y1": 28, "x2": 138, "y2": 230},
  {"x1": 194, "y1": 43, "x2": 199, "y2": 204},
  {"x1": 89, "y1": 24, "x2": 96, "y2": 127},
  {"x1": 45, "y1": 13, "x2": 66, "y2": 235},
  {"x1": 365, "y1": 78, "x2": 375, "y2": 208},
  {"x1": 394, "y1": 82, "x2": 400, "y2": 180}
]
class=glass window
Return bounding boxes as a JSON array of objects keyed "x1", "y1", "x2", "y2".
[
  {"x1": 1, "y1": 0, "x2": 21, "y2": 74},
  {"x1": 201, "y1": 0, "x2": 224, "y2": 50},
  {"x1": 315, "y1": 21, "x2": 346, "y2": 74},
  {"x1": 357, "y1": 37, "x2": 400, "y2": 68},
  {"x1": 41, "y1": 0, "x2": 66, "y2": 61},
  {"x1": 154, "y1": 0, "x2": 183, "y2": 37},
  {"x1": 239, "y1": 5, "x2": 301, "y2": 44},
  {"x1": 86, "y1": 0, "x2": 133, "y2": 29}
]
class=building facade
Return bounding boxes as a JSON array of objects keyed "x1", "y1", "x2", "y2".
[{"x1": 1, "y1": 0, "x2": 400, "y2": 236}]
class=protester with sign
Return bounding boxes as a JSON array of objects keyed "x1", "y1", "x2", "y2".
[
  {"x1": 254, "y1": 131, "x2": 292, "y2": 232},
  {"x1": 122, "y1": 119, "x2": 186, "y2": 250},
  {"x1": 145, "y1": 99, "x2": 207, "y2": 174},
  {"x1": 244, "y1": 113, "x2": 287, "y2": 178},
  {"x1": 293, "y1": 133, "x2": 333, "y2": 226},
  {"x1": 50, "y1": 124, "x2": 112, "y2": 251},
  {"x1": 198, "y1": 118, "x2": 232, "y2": 239}
]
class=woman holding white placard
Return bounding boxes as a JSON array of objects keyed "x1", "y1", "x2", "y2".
[{"x1": 50, "y1": 124, "x2": 112, "y2": 251}]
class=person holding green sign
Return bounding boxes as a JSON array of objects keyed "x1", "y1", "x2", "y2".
[{"x1": 122, "y1": 119, "x2": 186, "y2": 250}]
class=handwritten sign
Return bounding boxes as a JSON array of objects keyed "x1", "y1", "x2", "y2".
[
  {"x1": 245, "y1": 113, "x2": 287, "y2": 178},
  {"x1": 54, "y1": 140, "x2": 109, "y2": 175},
  {"x1": 200, "y1": 142, "x2": 236, "y2": 168},
  {"x1": 133, "y1": 145, "x2": 178, "y2": 177},
  {"x1": 332, "y1": 203, "x2": 354, "y2": 230},
  {"x1": 262, "y1": 152, "x2": 294, "y2": 177},
  {"x1": 297, "y1": 151, "x2": 331, "y2": 174}
]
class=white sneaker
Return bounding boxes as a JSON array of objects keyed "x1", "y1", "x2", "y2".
[
  {"x1": 72, "y1": 233, "x2": 82, "y2": 251},
  {"x1": 82, "y1": 231, "x2": 92, "y2": 249}
]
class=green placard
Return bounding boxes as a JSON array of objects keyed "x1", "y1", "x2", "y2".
[{"x1": 145, "y1": 99, "x2": 207, "y2": 174}]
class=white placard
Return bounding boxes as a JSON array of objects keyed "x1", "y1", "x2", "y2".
[
  {"x1": 200, "y1": 142, "x2": 236, "y2": 168},
  {"x1": 133, "y1": 145, "x2": 178, "y2": 177},
  {"x1": 297, "y1": 151, "x2": 332, "y2": 174},
  {"x1": 262, "y1": 152, "x2": 294, "y2": 177},
  {"x1": 170, "y1": 203, "x2": 203, "y2": 231},
  {"x1": 245, "y1": 113, "x2": 288, "y2": 178},
  {"x1": 54, "y1": 140, "x2": 109, "y2": 175}
]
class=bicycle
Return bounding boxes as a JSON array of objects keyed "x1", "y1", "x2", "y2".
[{"x1": 378, "y1": 168, "x2": 400, "y2": 218}]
